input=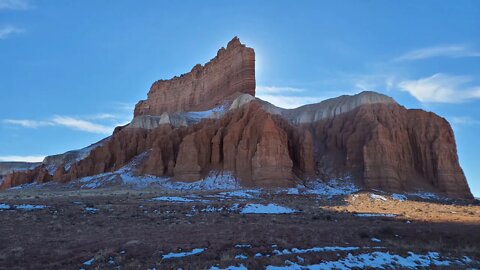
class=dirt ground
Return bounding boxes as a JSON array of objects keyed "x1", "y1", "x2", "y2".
[{"x1": 0, "y1": 188, "x2": 479, "y2": 269}]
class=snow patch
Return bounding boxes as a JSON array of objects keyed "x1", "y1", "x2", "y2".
[
  {"x1": 76, "y1": 166, "x2": 240, "y2": 191},
  {"x1": 151, "y1": 196, "x2": 197, "y2": 203},
  {"x1": 162, "y1": 248, "x2": 205, "y2": 259},
  {"x1": 391, "y1": 193, "x2": 407, "y2": 201},
  {"x1": 282, "y1": 178, "x2": 358, "y2": 197},
  {"x1": 409, "y1": 192, "x2": 445, "y2": 201},
  {"x1": 217, "y1": 189, "x2": 260, "y2": 199},
  {"x1": 235, "y1": 254, "x2": 248, "y2": 260},
  {"x1": 370, "y1": 194, "x2": 388, "y2": 201},
  {"x1": 273, "y1": 246, "x2": 359, "y2": 256},
  {"x1": 240, "y1": 203, "x2": 296, "y2": 214},
  {"x1": 266, "y1": 251, "x2": 470, "y2": 269},
  {"x1": 83, "y1": 257, "x2": 95, "y2": 266},
  {"x1": 235, "y1": 244, "x2": 252, "y2": 248},
  {"x1": 9, "y1": 182, "x2": 44, "y2": 190},
  {"x1": 14, "y1": 204, "x2": 47, "y2": 210},
  {"x1": 0, "y1": 203, "x2": 47, "y2": 211},
  {"x1": 84, "y1": 207, "x2": 99, "y2": 213}
]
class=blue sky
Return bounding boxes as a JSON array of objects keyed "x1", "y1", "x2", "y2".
[{"x1": 0, "y1": 0, "x2": 479, "y2": 196}]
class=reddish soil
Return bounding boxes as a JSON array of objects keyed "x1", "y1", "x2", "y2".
[{"x1": 0, "y1": 189, "x2": 479, "y2": 269}]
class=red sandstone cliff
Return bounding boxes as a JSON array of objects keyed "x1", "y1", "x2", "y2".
[
  {"x1": 0, "y1": 37, "x2": 473, "y2": 199},
  {"x1": 134, "y1": 37, "x2": 255, "y2": 116}
]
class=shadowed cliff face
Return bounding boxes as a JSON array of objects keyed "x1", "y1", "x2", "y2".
[
  {"x1": 0, "y1": 37, "x2": 473, "y2": 199},
  {"x1": 134, "y1": 37, "x2": 256, "y2": 116}
]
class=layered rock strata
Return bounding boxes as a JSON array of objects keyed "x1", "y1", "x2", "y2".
[
  {"x1": 134, "y1": 37, "x2": 255, "y2": 116},
  {"x1": 0, "y1": 37, "x2": 473, "y2": 199}
]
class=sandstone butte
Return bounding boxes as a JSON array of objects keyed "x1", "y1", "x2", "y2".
[{"x1": 0, "y1": 37, "x2": 473, "y2": 200}]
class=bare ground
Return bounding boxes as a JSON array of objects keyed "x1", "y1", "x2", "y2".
[{"x1": 0, "y1": 188, "x2": 479, "y2": 269}]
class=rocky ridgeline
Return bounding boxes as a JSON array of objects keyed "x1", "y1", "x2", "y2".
[{"x1": 0, "y1": 37, "x2": 473, "y2": 199}]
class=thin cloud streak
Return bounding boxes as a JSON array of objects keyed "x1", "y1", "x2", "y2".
[
  {"x1": 0, "y1": 0, "x2": 30, "y2": 10},
  {"x1": 395, "y1": 45, "x2": 480, "y2": 61},
  {"x1": 0, "y1": 25, "x2": 24, "y2": 39},
  {"x1": 398, "y1": 73, "x2": 480, "y2": 103},
  {"x1": 3, "y1": 115, "x2": 118, "y2": 134},
  {"x1": 51, "y1": 116, "x2": 113, "y2": 134},
  {"x1": 3, "y1": 119, "x2": 53, "y2": 128},
  {"x1": 256, "y1": 86, "x2": 304, "y2": 94},
  {"x1": 256, "y1": 94, "x2": 323, "y2": 109},
  {"x1": 449, "y1": 116, "x2": 480, "y2": 126},
  {"x1": 0, "y1": 155, "x2": 44, "y2": 162}
]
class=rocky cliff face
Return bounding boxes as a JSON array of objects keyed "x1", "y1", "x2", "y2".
[
  {"x1": 134, "y1": 37, "x2": 255, "y2": 116},
  {"x1": 1, "y1": 37, "x2": 473, "y2": 199}
]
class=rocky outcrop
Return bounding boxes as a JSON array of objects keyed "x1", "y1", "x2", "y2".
[
  {"x1": 0, "y1": 162, "x2": 40, "y2": 177},
  {"x1": 301, "y1": 102, "x2": 471, "y2": 199},
  {"x1": 0, "y1": 37, "x2": 473, "y2": 199},
  {"x1": 134, "y1": 37, "x2": 255, "y2": 116}
]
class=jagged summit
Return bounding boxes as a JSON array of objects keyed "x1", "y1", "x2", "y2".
[
  {"x1": 134, "y1": 36, "x2": 256, "y2": 117},
  {"x1": 0, "y1": 37, "x2": 473, "y2": 199}
]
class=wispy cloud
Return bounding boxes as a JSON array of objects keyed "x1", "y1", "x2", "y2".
[
  {"x1": 256, "y1": 94, "x2": 323, "y2": 109},
  {"x1": 0, "y1": 155, "x2": 44, "y2": 162},
  {"x1": 398, "y1": 73, "x2": 480, "y2": 103},
  {"x1": 0, "y1": 0, "x2": 30, "y2": 10},
  {"x1": 3, "y1": 115, "x2": 118, "y2": 134},
  {"x1": 256, "y1": 85, "x2": 319, "y2": 108},
  {"x1": 395, "y1": 45, "x2": 480, "y2": 61},
  {"x1": 353, "y1": 74, "x2": 398, "y2": 92},
  {"x1": 449, "y1": 116, "x2": 480, "y2": 126},
  {"x1": 3, "y1": 119, "x2": 53, "y2": 128},
  {"x1": 0, "y1": 25, "x2": 24, "y2": 39},
  {"x1": 256, "y1": 86, "x2": 304, "y2": 94},
  {"x1": 51, "y1": 116, "x2": 113, "y2": 134},
  {"x1": 86, "y1": 113, "x2": 119, "y2": 120}
]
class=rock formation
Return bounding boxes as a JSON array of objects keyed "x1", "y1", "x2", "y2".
[
  {"x1": 0, "y1": 37, "x2": 473, "y2": 199},
  {"x1": 134, "y1": 37, "x2": 255, "y2": 116}
]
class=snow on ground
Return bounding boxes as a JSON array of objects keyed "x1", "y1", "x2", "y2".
[
  {"x1": 83, "y1": 257, "x2": 95, "y2": 266},
  {"x1": 409, "y1": 191, "x2": 445, "y2": 200},
  {"x1": 162, "y1": 248, "x2": 205, "y2": 259},
  {"x1": 391, "y1": 193, "x2": 407, "y2": 201},
  {"x1": 235, "y1": 254, "x2": 248, "y2": 260},
  {"x1": 240, "y1": 203, "x2": 296, "y2": 214},
  {"x1": 265, "y1": 251, "x2": 473, "y2": 270},
  {"x1": 0, "y1": 203, "x2": 10, "y2": 209},
  {"x1": 369, "y1": 194, "x2": 388, "y2": 201},
  {"x1": 186, "y1": 203, "x2": 241, "y2": 216},
  {"x1": 62, "y1": 138, "x2": 111, "y2": 173},
  {"x1": 76, "y1": 168, "x2": 241, "y2": 191},
  {"x1": 9, "y1": 182, "x2": 46, "y2": 190},
  {"x1": 371, "y1": 238, "x2": 382, "y2": 243},
  {"x1": 354, "y1": 213, "x2": 397, "y2": 217},
  {"x1": 217, "y1": 190, "x2": 261, "y2": 199},
  {"x1": 282, "y1": 178, "x2": 358, "y2": 197},
  {"x1": 84, "y1": 207, "x2": 99, "y2": 213},
  {"x1": 0, "y1": 203, "x2": 47, "y2": 211},
  {"x1": 151, "y1": 196, "x2": 197, "y2": 203},
  {"x1": 161, "y1": 171, "x2": 240, "y2": 191},
  {"x1": 14, "y1": 204, "x2": 47, "y2": 210},
  {"x1": 272, "y1": 246, "x2": 359, "y2": 256},
  {"x1": 234, "y1": 244, "x2": 252, "y2": 248}
]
